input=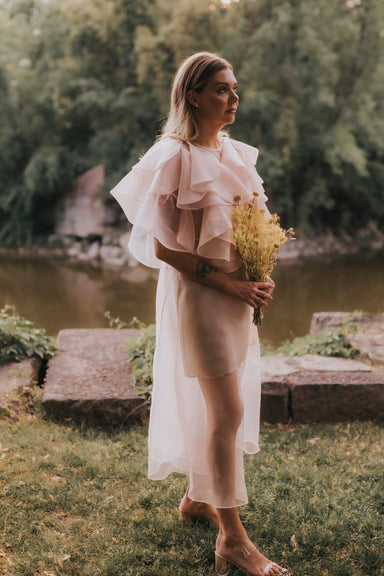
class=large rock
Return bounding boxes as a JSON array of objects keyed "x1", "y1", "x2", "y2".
[
  {"x1": 0, "y1": 358, "x2": 42, "y2": 420},
  {"x1": 0, "y1": 357, "x2": 41, "y2": 393},
  {"x1": 310, "y1": 312, "x2": 382, "y2": 334},
  {"x1": 348, "y1": 332, "x2": 384, "y2": 364},
  {"x1": 55, "y1": 166, "x2": 105, "y2": 238},
  {"x1": 43, "y1": 329, "x2": 147, "y2": 424}
]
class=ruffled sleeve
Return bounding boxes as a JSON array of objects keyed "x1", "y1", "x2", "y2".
[{"x1": 110, "y1": 136, "x2": 269, "y2": 269}]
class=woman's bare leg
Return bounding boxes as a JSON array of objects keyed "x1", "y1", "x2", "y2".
[
  {"x1": 179, "y1": 485, "x2": 219, "y2": 528},
  {"x1": 198, "y1": 372, "x2": 284, "y2": 576}
]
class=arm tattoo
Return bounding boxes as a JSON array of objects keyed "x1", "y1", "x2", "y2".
[{"x1": 195, "y1": 261, "x2": 215, "y2": 278}]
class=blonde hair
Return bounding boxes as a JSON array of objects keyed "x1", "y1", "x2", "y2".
[{"x1": 161, "y1": 52, "x2": 232, "y2": 142}]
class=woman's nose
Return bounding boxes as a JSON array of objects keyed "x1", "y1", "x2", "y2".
[{"x1": 230, "y1": 90, "x2": 239, "y2": 103}]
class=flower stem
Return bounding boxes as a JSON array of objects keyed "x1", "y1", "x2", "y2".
[{"x1": 253, "y1": 306, "x2": 263, "y2": 326}]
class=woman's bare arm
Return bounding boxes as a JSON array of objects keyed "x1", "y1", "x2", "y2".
[{"x1": 154, "y1": 239, "x2": 274, "y2": 309}]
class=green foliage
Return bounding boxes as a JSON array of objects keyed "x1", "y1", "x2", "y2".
[
  {"x1": 264, "y1": 327, "x2": 360, "y2": 359},
  {"x1": 104, "y1": 310, "x2": 130, "y2": 330},
  {"x1": 105, "y1": 312, "x2": 155, "y2": 407},
  {"x1": 126, "y1": 320, "x2": 156, "y2": 408},
  {"x1": 1, "y1": 0, "x2": 384, "y2": 243},
  {"x1": 0, "y1": 304, "x2": 56, "y2": 363}
]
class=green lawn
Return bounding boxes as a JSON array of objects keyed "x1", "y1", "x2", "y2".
[{"x1": 0, "y1": 390, "x2": 383, "y2": 576}]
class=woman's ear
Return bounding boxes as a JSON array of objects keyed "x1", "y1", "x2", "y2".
[{"x1": 187, "y1": 89, "x2": 199, "y2": 108}]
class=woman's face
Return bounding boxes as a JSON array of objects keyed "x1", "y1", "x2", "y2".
[{"x1": 189, "y1": 67, "x2": 239, "y2": 129}]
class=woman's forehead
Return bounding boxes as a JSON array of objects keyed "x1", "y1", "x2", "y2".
[{"x1": 208, "y1": 68, "x2": 237, "y2": 86}]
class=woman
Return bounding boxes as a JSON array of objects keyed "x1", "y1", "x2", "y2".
[{"x1": 111, "y1": 52, "x2": 286, "y2": 576}]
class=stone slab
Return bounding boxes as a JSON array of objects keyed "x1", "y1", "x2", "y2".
[
  {"x1": 260, "y1": 355, "x2": 371, "y2": 378},
  {"x1": 0, "y1": 358, "x2": 41, "y2": 393},
  {"x1": 43, "y1": 329, "x2": 147, "y2": 424},
  {"x1": 290, "y1": 371, "x2": 384, "y2": 423},
  {"x1": 260, "y1": 357, "x2": 384, "y2": 423},
  {"x1": 260, "y1": 380, "x2": 289, "y2": 424}
]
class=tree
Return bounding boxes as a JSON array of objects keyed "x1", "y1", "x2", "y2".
[{"x1": 0, "y1": 0, "x2": 383, "y2": 244}]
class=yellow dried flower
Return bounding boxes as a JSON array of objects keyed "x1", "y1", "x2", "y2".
[{"x1": 232, "y1": 200, "x2": 296, "y2": 325}]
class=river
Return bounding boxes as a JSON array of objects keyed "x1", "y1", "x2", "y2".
[{"x1": 1, "y1": 252, "x2": 383, "y2": 346}]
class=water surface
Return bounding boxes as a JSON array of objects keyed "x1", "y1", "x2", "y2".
[{"x1": 1, "y1": 253, "x2": 383, "y2": 346}]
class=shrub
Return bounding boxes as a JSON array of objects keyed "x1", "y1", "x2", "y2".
[
  {"x1": 126, "y1": 321, "x2": 156, "y2": 408},
  {"x1": 263, "y1": 327, "x2": 360, "y2": 359},
  {"x1": 0, "y1": 305, "x2": 56, "y2": 363},
  {"x1": 105, "y1": 312, "x2": 155, "y2": 408}
]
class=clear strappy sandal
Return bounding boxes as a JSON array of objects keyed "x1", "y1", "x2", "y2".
[{"x1": 215, "y1": 547, "x2": 288, "y2": 575}]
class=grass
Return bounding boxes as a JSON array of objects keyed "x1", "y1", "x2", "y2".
[{"x1": 0, "y1": 390, "x2": 383, "y2": 576}]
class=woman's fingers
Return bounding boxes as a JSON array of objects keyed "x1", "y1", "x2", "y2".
[
  {"x1": 249, "y1": 283, "x2": 273, "y2": 308},
  {"x1": 255, "y1": 290, "x2": 273, "y2": 307},
  {"x1": 265, "y1": 275, "x2": 275, "y2": 288},
  {"x1": 232, "y1": 278, "x2": 275, "y2": 307}
]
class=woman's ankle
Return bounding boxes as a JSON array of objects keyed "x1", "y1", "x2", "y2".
[{"x1": 217, "y1": 524, "x2": 249, "y2": 546}]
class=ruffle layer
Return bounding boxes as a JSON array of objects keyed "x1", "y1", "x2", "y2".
[{"x1": 110, "y1": 136, "x2": 268, "y2": 269}]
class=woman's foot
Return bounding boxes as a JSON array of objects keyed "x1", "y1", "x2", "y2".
[
  {"x1": 179, "y1": 492, "x2": 219, "y2": 528},
  {"x1": 215, "y1": 533, "x2": 285, "y2": 576}
]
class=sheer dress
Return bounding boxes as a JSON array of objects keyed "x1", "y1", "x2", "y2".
[{"x1": 110, "y1": 136, "x2": 269, "y2": 507}]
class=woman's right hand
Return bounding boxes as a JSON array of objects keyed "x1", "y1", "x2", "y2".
[{"x1": 229, "y1": 277, "x2": 275, "y2": 309}]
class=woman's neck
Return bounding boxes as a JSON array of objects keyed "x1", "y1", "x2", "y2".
[{"x1": 194, "y1": 124, "x2": 221, "y2": 149}]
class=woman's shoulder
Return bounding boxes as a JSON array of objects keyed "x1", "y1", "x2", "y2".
[
  {"x1": 225, "y1": 136, "x2": 259, "y2": 165},
  {"x1": 135, "y1": 136, "x2": 184, "y2": 172}
]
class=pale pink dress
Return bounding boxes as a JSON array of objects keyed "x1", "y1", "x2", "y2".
[{"x1": 110, "y1": 135, "x2": 270, "y2": 508}]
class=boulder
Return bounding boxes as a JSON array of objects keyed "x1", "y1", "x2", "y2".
[
  {"x1": 0, "y1": 357, "x2": 41, "y2": 394},
  {"x1": 310, "y1": 311, "x2": 383, "y2": 334},
  {"x1": 0, "y1": 357, "x2": 42, "y2": 420},
  {"x1": 55, "y1": 166, "x2": 105, "y2": 238}
]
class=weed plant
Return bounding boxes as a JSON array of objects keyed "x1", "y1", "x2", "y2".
[
  {"x1": 0, "y1": 305, "x2": 56, "y2": 363},
  {"x1": 0, "y1": 390, "x2": 383, "y2": 576},
  {"x1": 263, "y1": 328, "x2": 360, "y2": 359}
]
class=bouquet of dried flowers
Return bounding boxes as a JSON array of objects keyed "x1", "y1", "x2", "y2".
[{"x1": 232, "y1": 193, "x2": 295, "y2": 325}]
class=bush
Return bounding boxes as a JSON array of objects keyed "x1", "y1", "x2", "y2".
[
  {"x1": 263, "y1": 327, "x2": 360, "y2": 359},
  {"x1": 105, "y1": 312, "x2": 155, "y2": 408},
  {"x1": 126, "y1": 321, "x2": 156, "y2": 408},
  {"x1": 0, "y1": 305, "x2": 56, "y2": 363}
]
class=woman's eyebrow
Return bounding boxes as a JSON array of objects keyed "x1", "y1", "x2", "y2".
[{"x1": 215, "y1": 81, "x2": 238, "y2": 87}]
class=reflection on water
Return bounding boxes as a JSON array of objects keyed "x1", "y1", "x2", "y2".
[
  {"x1": 1, "y1": 252, "x2": 383, "y2": 345},
  {"x1": 0, "y1": 257, "x2": 157, "y2": 336}
]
